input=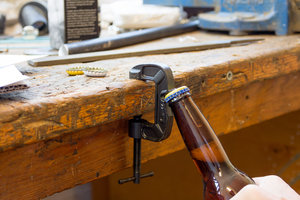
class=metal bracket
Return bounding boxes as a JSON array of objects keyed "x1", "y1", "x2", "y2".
[
  {"x1": 129, "y1": 63, "x2": 175, "y2": 142},
  {"x1": 119, "y1": 63, "x2": 175, "y2": 184}
]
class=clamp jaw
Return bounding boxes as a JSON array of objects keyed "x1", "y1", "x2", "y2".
[{"x1": 119, "y1": 64, "x2": 175, "y2": 184}]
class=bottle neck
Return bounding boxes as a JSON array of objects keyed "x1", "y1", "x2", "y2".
[{"x1": 169, "y1": 94, "x2": 234, "y2": 179}]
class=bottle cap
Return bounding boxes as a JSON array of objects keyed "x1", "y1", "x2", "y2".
[{"x1": 165, "y1": 86, "x2": 190, "y2": 103}]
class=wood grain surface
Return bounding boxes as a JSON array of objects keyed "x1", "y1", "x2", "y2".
[
  {"x1": 1, "y1": 71, "x2": 300, "y2": 199},
  {"x1": 0, "y1": 33, "x2": 300, "y2": 153}
]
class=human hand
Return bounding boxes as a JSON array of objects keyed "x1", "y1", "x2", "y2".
[{"x1": 231, "y1": 175, "x2": 300, "y2": 200}]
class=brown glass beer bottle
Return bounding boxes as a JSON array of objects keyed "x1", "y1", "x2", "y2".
[{"x1": 165, "y1": 86, "x2": 255, "y2": 200}]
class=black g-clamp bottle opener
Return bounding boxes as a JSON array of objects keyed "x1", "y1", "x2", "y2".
[{"x1": 119, "y1": 64, "x2": 175, "y2": 184}]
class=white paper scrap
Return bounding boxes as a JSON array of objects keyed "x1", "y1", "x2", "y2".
[{"x1": 0, "y1": 65, "x2": 28, "y2": 88}]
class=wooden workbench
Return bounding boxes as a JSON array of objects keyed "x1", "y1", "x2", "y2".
[{"x1": 0, "y1": 31, "x2": 300, "y2": 199}]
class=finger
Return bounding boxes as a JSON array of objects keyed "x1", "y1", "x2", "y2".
[
  {"x1": 231, "y1": 184, "x2": 277, "y2": 200},
  {"x1": 253, "y1": 175, "x2": 300, "y2": 200}
]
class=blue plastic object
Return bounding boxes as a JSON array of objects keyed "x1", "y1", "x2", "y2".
[
  {"x1": 143, "y1": 0, "x2": 300, "y2": 35},
  {"x1": 198, "y1": 0, "x2": 289, "y2": 35}
]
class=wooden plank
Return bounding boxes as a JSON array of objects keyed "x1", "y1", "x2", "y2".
[
  {"x1": 28, "y1": 39, "x2": 262, "y2": 67},
  {"x1": 0, "y1": 36, "x2": 300, "y2": 152},
  {"x1": 1, "y1": 71, "x2": 300, "y2": 200}
]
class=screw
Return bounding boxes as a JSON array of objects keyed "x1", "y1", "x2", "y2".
[{"x1": 226, "y1": 71, "x2": 233, "y2": 81}]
